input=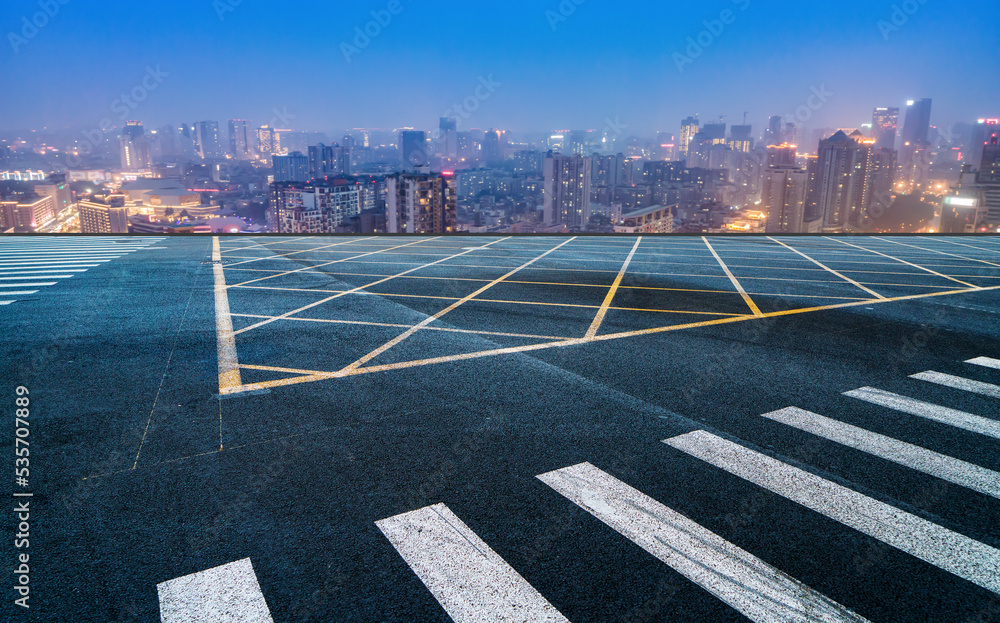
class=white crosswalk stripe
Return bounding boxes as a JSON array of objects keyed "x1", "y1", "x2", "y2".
[
  {"x1": 665, "y1": 430, "x2": 1000, "y2": 595},
  {"x1": 157, "y1": 558, "x2": 273, "y2": 623},
  {"x1": 911, "y1": 371, "x2": 1000, "y2": 399},
  {"x1": 844, "y1": 387, "x2": 1000, "y2": 439},
  {"x1": 762, "y1": 407, "x2": 1000, "y2": 498},
  {"x1": 967, "y1": 357, "x2": 1000, "y2": 370},
  {"x1": 0, "y1": 237, "x2": 164, "y2": 306},
  {"x1": 539, "y1": 462, "x2": 871, "y2": 623},
  {"x1": 376, "y1": 503, "x2": 571, "y2": 623}
]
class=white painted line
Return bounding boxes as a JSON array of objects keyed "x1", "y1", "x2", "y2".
[
  {"x1": 845, "y1": 387, "x2": 1000, "y2": 440},
  {"x1": 538, "y1": 462, "x2": 871, "y2": 623},
  {"x1": 0, "y1": 270, "x2": 88, "y2": 275},
  {"x1": 912, "y1": 371, "x2": 1000, "y2": 399},
  {"x1": 665, "y1": 430, "x2": 1000, "y2": 595},
  {"x1": 968, "y1": 357, "x2": 1000, "y2": 370},
  {"x1": 0, "y1": 283, "x2": 57, "y2": 288},
  {"x1": 376, "y1": 503, "x2": 570, "y2": 623},
  {"x1": 0, "y1": 254, "x2": 124, "y2": 258},
  {"x1": 0, "y1": 291, "x2": 39, "y2": 296},
  {"x1": 763, "y1": 407, "x2": 1000, "y2": 499},
  {"x1": 0, "y1": 301, "x2": 15, "y2": 305},
  {"x1": 157, "y1": 558, "x2": 274, "y2": 623},
  {"x1": 214, "y1": 237, "x2": 242, "y2": 394},
  {"x1": 0, "y1": 275, "x2": 74, "y2": 280},
  {"x1": 0, "y1": 261, "x2": 108, "y2": 266}
]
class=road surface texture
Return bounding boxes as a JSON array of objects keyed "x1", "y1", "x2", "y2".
[{"x1": 2, "y1": 234, "x2": 1000, "y2": 622}]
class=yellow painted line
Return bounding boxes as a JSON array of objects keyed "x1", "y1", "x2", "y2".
[
  {"x1": 214, "y1": 236, "x2": 242, "y2": 394},
  {"x1": 767, "y1": 237, "x2": 887, "y2": 300},
  {"x1": 232, "y1": 238, "x2": 510, "y2": 335},
  {"x1": 224, "y1": 237, "x2": 376, "y2": 267},
  {"x1": 230, "y1": 237, "x2": 439, "y2": 288},
  {"x1": 703, "y1": 237, "x2": 763, "y2": 317},
  {"x1": 338, "y1": 238, "x2": 579, "y2": 374},
  {"x1": 876, "y1": 237, "x2": 1000, "y2": 268},
  {"x1": 231, "y1": 314, "x2": 571, "y2": 340},
  {"x1": 827, "y1": 237, "x2": 979, "y2": 289},
  {"x1": 587, "y1": 237, "x2": 642, "y2": 338},
  {"x1": 222, "y1": 283, "x2": 1000, "y2": 395}
]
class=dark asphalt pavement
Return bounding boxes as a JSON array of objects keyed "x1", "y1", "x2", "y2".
[{"x1": 2, "y1": 234, "x2": 1000, "y2": 622}]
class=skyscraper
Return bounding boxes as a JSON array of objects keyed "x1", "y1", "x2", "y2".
[
  {"x1": 762, "y1": 164, "x2": 808, "y2": 233},
  {"x1": 272, "y1": 152, "x2": 310, "y2": 182},
  {"x1": 120, "y1": 121, "x2": 152, "y2": 172},
  {"x1": 482, "y1": 129, "x2": 503, "y2": 165},
  {"x1": 679, "y1": 116, "x2": 699, "y2": 158},
  {"x1": 543, "y1": 153, "x2": 592, "y2": 228},
  {"x1": 729, "y1": 125, "x2": 753, "y2": 153},
  {"x1": 400, "y1": 130, "x2": 428, "y2": 168},
  {"x1": 386, "y1": 173, "x2": 457, "y2": 234},
  {"x1": 872, "y1": 107, "x2": 900, "y2": 150},
  {"x1": 765, "y1": 116, "x2": 783, "y2": 146},
  {"x1": 810, "y1": 130, "x2": 878, "y2": 231},
  {"x1": 979, "y1": 133, "x2": 1000, "y2": 184},
  {"x1": 194, "y1": 121, "x2": 222, "y2": 160},
  {"x1": 307, "y1": 144, "x2": 350, "y2": 178},
  {"x1": 440, "y1": 117, "x2": 458, "y2": 159},
  {"x1": 900, "y1": 99, "x2": 932, "y2": 180},
  {"x1": 970, "y1": 119, "x2": 1000, "y2": 169},
  {"x1": 256, "y1": 126, "x2": 275, "y2": 158},
  {"x1": 228, "y1": 119, "x2": 254, "y2": 160}
]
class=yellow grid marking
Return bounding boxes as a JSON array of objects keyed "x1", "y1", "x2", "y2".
[
  {"x1": 767, "y1": 237, "x2": 887, "y2": 300},
  {"x1": 703, "y1": 237, "x2": 763, "y2": 317},
  {"x1": 220, "y1": 283, "x2": 1000, "y2": 395},
  {"x1": 231, "y1": 238, "x2": 510, "y2": 336},
  {"x1": 586, "y1": 237, "x2": 642, "y2": 338},
  {"x1": 827, "y1": 237, "x2": 979, "y2": 289},
  {"x1": 231, "y1": 314, "x2": 572, "y2": 341},
  {"x1": 337, "y1": 237, "x2": 579, "y2": 374}
]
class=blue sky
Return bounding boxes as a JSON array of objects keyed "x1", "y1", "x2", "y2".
[{"x1": 2, "y1": 0, "x2": 998, "y2": 135}]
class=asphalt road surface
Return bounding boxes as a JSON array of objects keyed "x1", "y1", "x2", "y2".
[{"x1": 3, "y1": 234, "x2": 1000, "y2": 622}]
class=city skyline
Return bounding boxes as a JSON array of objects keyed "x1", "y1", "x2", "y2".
[{"x1": 2, "y1": 0, "x2": 999, "y2": 134}]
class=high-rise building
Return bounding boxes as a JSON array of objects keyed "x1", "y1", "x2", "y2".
[
  {"x1": 400, "y1": 130, "x2": 428, "y2": 168},
  {"x1": 194, "y1": 121, "x2": 222, "y2": 160},
  {"x1": 272, "y1": 152, "x2": 310, "y2": 182},
  {"x1": 78, "y1": 195, "x2": 129, "y2": 233},
  {"x1": 900, "y1": 99, "x2": 932, "y2": 180},
  {"x1": 767, "y1": 143, "x2": 797, "y2": 167},
  {"x1": 969, "y1": 118, "x2": 1000, "y2": 164},
  {"x1": 386, "y1": 173, "x2": 457, "y2": 234},
  {"x1": 729, "y1": 125, "x2": 753, "y2": 153},
  {"x1": 763, "y1": 165, "x2": 808, "y2": 233},
  {"x1": 978, "y1": 133, "x2": 1000, "y2": 185},
  {"x1": 543, "y1": 153, "x2": 592, "y2": 228},
  {"x1": 872, "y1": 107, "x2": 900, "y2": 150},
  {"x1": 120, "y1": 121, "x2": 152, "y2": 172},
  {"x1": 809, "y1": 130, "x2": 880, "y2": 231},
  {"x1": 269, "y1": 181, "x2": 363, "y2": 233},
  {"x1": 228, "y1": 119, "x2": 254, "y2": 160},
  {"x1": 482, "y1": 129, "x2": 503, "y2": 165},
  {"x1": 765, "y1": 116, "x2": 783, "y2": 146},
  {"x1": 256, "y1": 126, "x2": 275, "y2": 158},
  {"x1": 440, "y1": 117, "x2": 458, "y2": 158},
  {"x1": 308, "y1": 144, "x2": 350, "y2": 178},
  {"x1": 679, "y1": 116, "x2": 700, "y2": 158}
]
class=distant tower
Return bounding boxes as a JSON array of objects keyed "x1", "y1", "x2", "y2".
[
  {"x1": 679, "y1": 116, "x2": 700, "y2": 158},
  {"x1": 900, "y1": 99, "x2": 932, "y2": 181},
  {"x1": 979, "y1": 133, "x2": 1000, "y2": 184},
  {"x1": 871, "y1": 107, "x2": 899, "y2": 150},
  {"x1": 120, "y1": 121, "x2": 152, "y2": 172},
  {"x1": 228, "y1": 119, "x2": 253, "y2": 160},
  {"x1": 543, "y1": 153, "x2": 592, "y2": 228},
  {"x1": 400, "y1": 130, "x2": 428, "y2": 168}
]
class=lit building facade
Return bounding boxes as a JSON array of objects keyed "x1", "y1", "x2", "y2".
[{"x1": 386, "y1": 173, "x2": 457, "y2": 234}]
